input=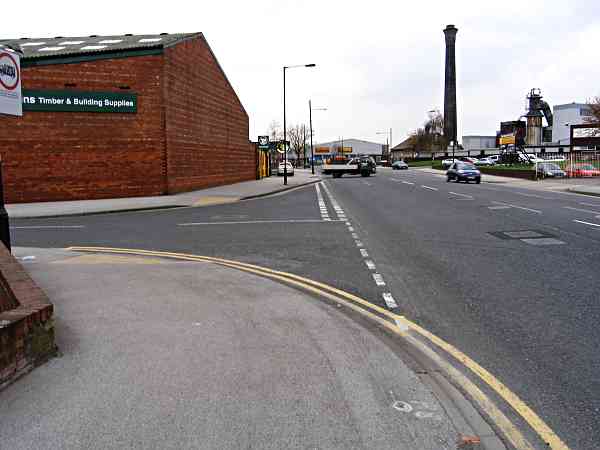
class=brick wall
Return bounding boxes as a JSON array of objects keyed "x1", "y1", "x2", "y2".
[
  {"x1": 0, "y1": 244, "x2": 55, "y2": 390},
  {"x1": 0, "y1": 55, "x2": 166, "y2": 203},
  {"x1": 0, "y1": 35, "x2": 254, "y2": 203},
  {"x1": 163, "y1": 36, "x2": 254, "y2": 193}
]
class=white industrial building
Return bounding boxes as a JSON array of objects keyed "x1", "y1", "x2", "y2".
[
  {"x1": 552, "y1": 103, "x2": 593, "y2": 147},
  {"x1": 462, "y1": 136, "x2": 496, "y2": 151},
  {"x1": 313, "y1": 138, "x2": 385, "y2": 163}
]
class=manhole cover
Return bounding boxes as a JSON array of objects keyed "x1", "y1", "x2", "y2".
[{"x1": 521, "y1": 238, "x2": 566, "y2": 246}]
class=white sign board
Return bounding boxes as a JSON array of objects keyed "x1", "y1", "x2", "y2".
[{"x1": 0, "y1": 50, "x2": 22, "y2": 116}]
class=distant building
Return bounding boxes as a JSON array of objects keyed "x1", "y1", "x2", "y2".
[
  {"x1": 390, "y1": 136, "x2": 417, "y2": 160},
  {"x1": 313, "y1": 138, "x2": 385, "y2": 162},
  {"x1": 462, "y1": 136, "x2": 496, "y2": 151},
  {"x1": 552, "y1": 103, "x2": 593, "y2": 146}
]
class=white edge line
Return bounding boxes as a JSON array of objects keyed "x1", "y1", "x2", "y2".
[
  {"x1": 179, "y1": 219, "x2": 341, "y2": 226},
  {"x1": 11, "y1": 225, "x2": 85, "y2": 229}
]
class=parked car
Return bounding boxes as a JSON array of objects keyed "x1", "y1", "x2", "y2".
[
  {"x1": 277, "y1": 162, "x2": 294, "y2": 176},
  {"x1": 459, "y1": 156, "x2": 479, "y2": 164},
  {"x1": 565, "y1": 163, "x2": 600, "y2": 178},
  {"x1": 536, "y1": 162, "x2": 566, "y2": 178},
  {"x1": 442, "y1": 158, "x2": 459, "y2": 169},
  {"x1": 446, "y1": 162, "x2": 481, "y2": 183},
  {"x1": 488, "y1": 155, "x2": 500, "y2": 164},
  {"x1": 475, "y1": 157, "x2": 494, "y2": 166},
  {"x1": 392, "y1": 160, "x2": 408, "y2": 170}
]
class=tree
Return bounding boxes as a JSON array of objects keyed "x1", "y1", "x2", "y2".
[
  {"x1": 585, "y1": 97, "x2": 600, "y2": 124},
  {"x1": 410, "y1": 110, "x2": 447, "y2": 154},
  {"x1": 287, "y1": 123, "x2": 309, "y2": 166}
]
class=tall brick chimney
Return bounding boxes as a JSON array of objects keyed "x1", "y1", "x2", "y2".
[{"x1": 443, "y1": 25, "x2": 458, "y2": 146}]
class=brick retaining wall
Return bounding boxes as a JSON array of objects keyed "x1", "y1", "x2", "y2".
[{"x1": 0, "y1": 244, "x2": 56, "y2": 390}]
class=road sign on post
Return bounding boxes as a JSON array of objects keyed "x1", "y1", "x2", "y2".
[
  {"x1": 0, "y1": 49, "x2": 22, "y2": 116},
  {"x1": 258, "y1": 136, "x2": 270, "y2": 150}
]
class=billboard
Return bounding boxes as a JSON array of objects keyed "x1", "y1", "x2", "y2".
[
  {"x1": 0, "y1": 50, "x2": 22, "y2": 116},
  {"x1": 315, "y1": 147, "x2": 330, "y2": 154}
]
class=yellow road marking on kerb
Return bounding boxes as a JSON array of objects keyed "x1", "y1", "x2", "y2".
[{"x1": 67, "y1": 246, "x2": 570, "y2": 450}]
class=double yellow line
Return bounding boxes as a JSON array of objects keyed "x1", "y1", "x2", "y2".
[{"x1": 68, "y1": 246, "x2": 569, "y2": 450}]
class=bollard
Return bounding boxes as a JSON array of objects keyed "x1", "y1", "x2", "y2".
[{"x1": 0, "y1": 160, "x2": 11, "y2": 252}]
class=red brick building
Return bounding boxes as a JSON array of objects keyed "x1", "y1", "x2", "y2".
[{"x1": 0, "y1": 33, "x2": 254, "y2": 203}]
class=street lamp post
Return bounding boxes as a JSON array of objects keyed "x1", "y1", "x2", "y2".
[
  {"x1": 376, "y1": 130, "x2": 391, "y2": 162},
  {"x1": 309, "y1": 100, "x2": 327, "y2": 175},
  {"x1": 283, "y1": 63, "x2": 316, "y2": 185}
]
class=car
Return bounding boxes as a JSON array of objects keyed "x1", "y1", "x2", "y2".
[
  {"x1": 392, "y1": 160, "x2": 408, "y2": 170},
  {"x1": 277, "y1": 162, "x2": 294, "y2": 176},
  {"x1": 488, "y1": 155, "x2": 500, "y2": 164},
  {"x1": 442, "y1": 158, "x2": 459, "y2": 169},
  {"x1": 565, "y1": 163, "x2": 600, "y2": 178},
  {"x1": 446, "y1": 162, "x2": 481, "y2": 183},
  {"x1": 475, "y1": 157, "x2": 494, "y2": 166},
  {"x1": 536, "y1": 162, "x2": 566, "y2": 178},
  {"x1": 459, "y1": 156, "x2": 479, "y2": 164}
]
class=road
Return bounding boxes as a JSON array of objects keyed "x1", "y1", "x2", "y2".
[{"x1": 10, "y1": 168, "x2": 600, "y2": 449}]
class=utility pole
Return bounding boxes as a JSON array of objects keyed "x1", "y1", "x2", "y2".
[{"x1": 309, "y1": 100, "x2": 314, "y2": 174}]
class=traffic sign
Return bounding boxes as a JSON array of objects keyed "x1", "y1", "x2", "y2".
[{"x1": 258, "y1": 135, "x2": 269, "y2": 149}]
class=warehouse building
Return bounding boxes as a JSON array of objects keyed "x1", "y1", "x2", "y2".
[{"x1": 0, "y1": 33, "x2": 253, "y2": 203}]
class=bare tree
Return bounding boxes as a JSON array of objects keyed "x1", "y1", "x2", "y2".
[
  {"x1": 287, "y1": 124, "x2": 309, "y2": 166},
  {"x1": 410, "y1": 110, "x2": 447, "y2": 154},
  {"x1": 585, "y1": 97, "x2": 600, "y2": 124}
]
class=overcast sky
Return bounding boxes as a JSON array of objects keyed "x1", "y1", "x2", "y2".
[{"x1": 4, "y1": 0, "x2": 599, "y2": 146}]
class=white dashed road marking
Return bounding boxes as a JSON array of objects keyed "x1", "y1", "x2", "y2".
[
  {"x1": 573, "y1": 219, "x2": 600, "y2": 228},
  {"x1": 360, "y1": 248, "x2": 369, "y2": 257},
  {"x1": 351, "y1": 233, "x2": 359, "y2": 239},
  {"x1": 365, "y1": 260, "x2": 376, "y2": 270},
  {"x1": 448, "y1": 191, "x2": 473, "y2": 199},
  {"x1": 355, "y1": 240, "x2": 364, "y2": 247},
  {"x1": 315, "y1": 183, "x2": 331, "y2": 221},
  {"x1": 382, "y1": 293, "x2": 398, "y2": 309},
  {"x1": 421, "y1": 185, "x2": 438, "y2": 191},
  {"x1": 373, "y1": 273, "x2": 386, "y2": 286},
  {"x1": 491, "y1": 201, "x2": 542, "y2": 214},
  {"x1": 402, "y1": 181, "x2": 414, "y2": 185}
]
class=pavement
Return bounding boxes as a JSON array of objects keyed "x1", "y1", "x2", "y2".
[
  {"x1": 6, "y1": 169, "x2": 321, "y2": 219},
  {"x1": 0, "y1": 247, "x2": 492, "y2": 450}
]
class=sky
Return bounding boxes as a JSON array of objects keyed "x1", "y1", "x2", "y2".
[{"x1": 3, "y1": 0, "x2": 600, "y2": 146}]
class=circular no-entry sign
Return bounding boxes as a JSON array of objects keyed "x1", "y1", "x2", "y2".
[{"x1": 0, "y1": 52, "x2": 20, "y2": 91}]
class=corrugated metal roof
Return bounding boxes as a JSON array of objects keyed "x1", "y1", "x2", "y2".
[{"x1": 0, "y1": 33, "x2": 199, "y2": 60}]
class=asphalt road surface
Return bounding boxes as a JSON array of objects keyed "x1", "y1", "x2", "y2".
[{"x1": 10, "y1": 168, "x2": 600, "y2": 449}]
